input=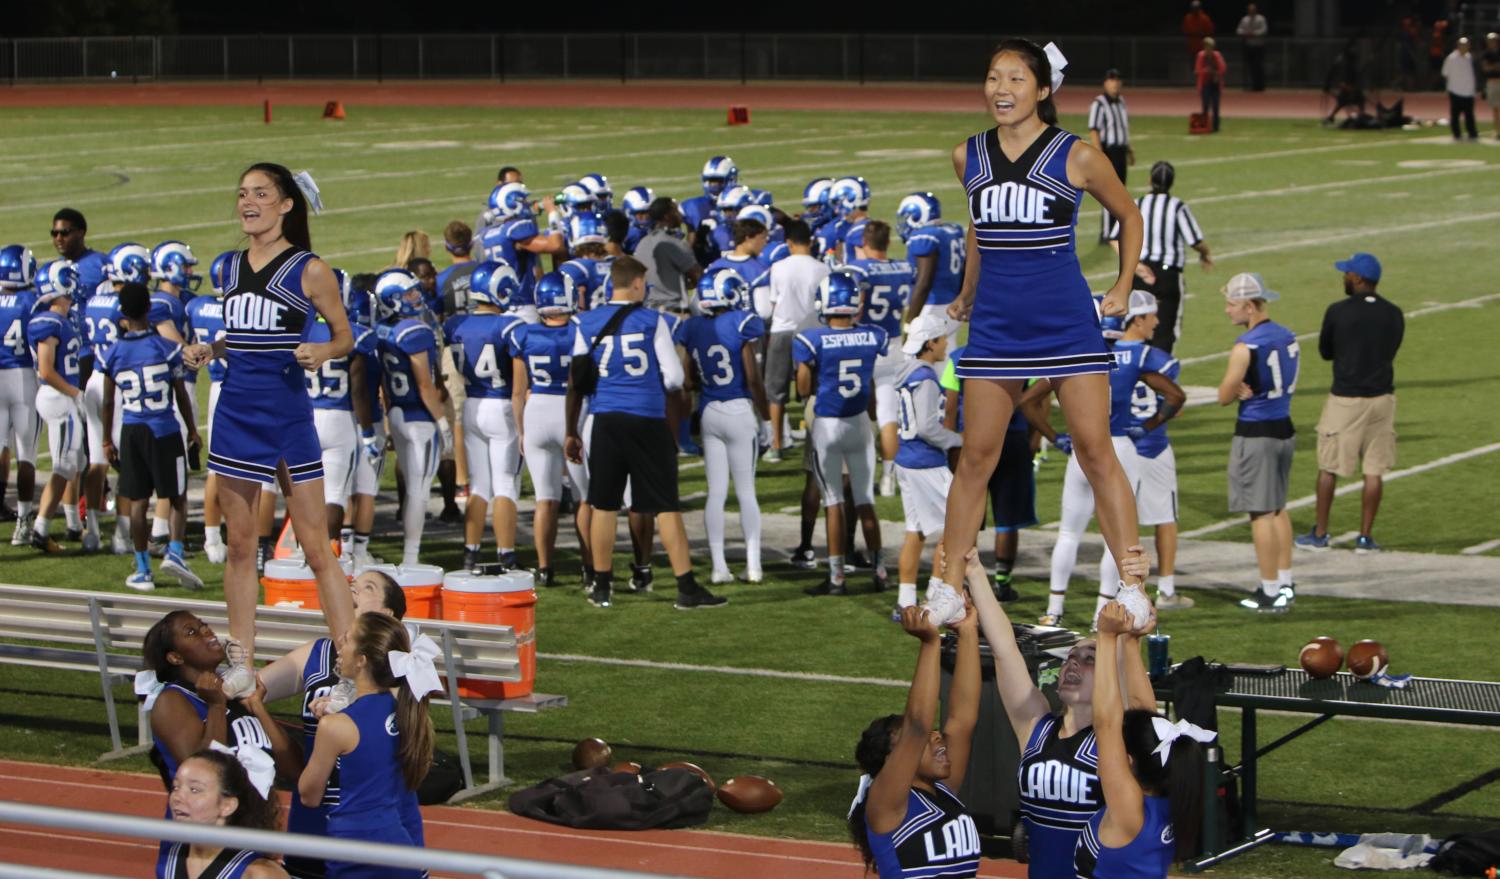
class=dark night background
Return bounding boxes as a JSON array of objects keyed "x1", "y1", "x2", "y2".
[{"x1": 0, "y1": 1, "x2": 1473, "y2": 37}]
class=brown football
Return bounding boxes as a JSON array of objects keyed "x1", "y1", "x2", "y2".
[
  {"x1": 571, "y1": 737, "x2": 612, "y2": 770},
  {"x1": 660, "y1": 761, "x2": 715, "y2": 794},
  {"x1": 1298, "y1": 636, "x2": 1343, "y2": 679},
  {"x1": 611, "y1": 761, "x2": 643, "y2": 775},
  {"x1": 717, "y1": 776, "x2": 783, "y2": 814},
  {"x1": 1346, "y1": 640, "x2": 1388, "y2": 679}
]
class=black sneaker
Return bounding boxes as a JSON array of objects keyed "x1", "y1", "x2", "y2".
[
  {"x1": 803, "y1": 579, "x2": 847, "y2": 596},
  {"x1": 497, "y1": 550, "x2": 517, "y2": 571},
  {"x1": 872, "y1": 569, "x2": 891, "y2": 593},
  {"x1": 675, "y1": 587, "x2": 728, "y2": 609},
  {"x1": 787, "y1": 547, "x2": 817, "y2": 570},
  {"x1": 630, "y1": 564, "x2": 653, "y2": 594},
  {"x1": 1279, "y1": 582, "x2": 1296, "y2": 607},
  {"x1": 65, "y1": 527, "x2": 83, "y2": 543},
  {"x1": 438, "y1": 505, "x2": 463, "y2": 525},
  {"x1": 581, "y1": 568, "x2": 595, "y2": 591},
  {"x1": 588, "y1": 583, "x2": 612, "y2": 608},
  {"x1": 994, "y1": 583, "x2": 1022, "y2": 603},
  {"x1": 535, "y1": 567, "x2": 557, "y2": 588},
  {"x1": 0, "y1": 505, "x2": 15, "y2": 522},
  {"x1": 463, "y1": 547, "x2": 481, "y2": 572},
  {"x1": 1239, "y1": 589, "x2": 1289, "y2": 614},
  {"x1": 848, "y1": 550, "x2": 872, "y2": 570}
]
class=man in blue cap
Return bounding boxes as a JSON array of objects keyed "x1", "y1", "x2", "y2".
[{"x1": 1296, "y1": 253, "x2": 1404, "y2": 553}]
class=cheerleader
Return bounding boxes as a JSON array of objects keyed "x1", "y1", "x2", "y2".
[{"x1": 157, "y1": 746, "x2": 288, "y2": 879}]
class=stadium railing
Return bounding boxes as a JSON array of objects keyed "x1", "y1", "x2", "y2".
[
  {"x1": 0, "y1": 800, "x2": 696, "y2": 879},
  {"x1": 0, "y1": 33, "x2": 1407, "y2": 89},
  {"x1": 0, "y1": 582, "x2": 565, "y2": 802}
]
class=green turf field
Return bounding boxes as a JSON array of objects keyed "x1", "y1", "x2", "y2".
[{"x1": 1, "y1": 104, "x2": 1498, "y2": 878}]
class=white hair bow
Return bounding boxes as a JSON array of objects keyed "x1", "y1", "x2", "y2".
[
  {"x1": 389, "y1": 632, "x2": 443, "y2": 698},
  {"x1": 847, "y1": 773, "x2": 873, "y2": 819},
  {"x1": 292, "y1": 170, "x2": 324, "y2": 215},
  {"x1": 209, "y1": 740, "x2": 276, "y2": 800},
  {"x1": 135, "y1": 669, "x2": 166, "y2": 711},
  {"x1": 1043, "y1": 42, "x2": 1068, "y2": 94},
  {"x1": 1151, "y1": 716, "x2": 1217, "y2": 765}
]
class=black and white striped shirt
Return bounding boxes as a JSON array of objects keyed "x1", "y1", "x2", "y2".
[
  {"x1": 1087, "y1": 95, "x2": 1130, "y2": 148},
  {"x1": 1111, "y1": 192, "x2": 1204, "y2": 268}
]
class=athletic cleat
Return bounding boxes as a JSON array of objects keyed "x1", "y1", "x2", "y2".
[
  {"x1": 66, "y1": 527, "x2": 83, "y2": 543},
  {"x1": 111, "y1": 528, "x2": 132, "y2": 555},
  {"x1": 1294, "y1": 530, "x2": 1330, "y2": 551},
  {"x1": 1239, "y1": 590, "x2": 1289, "y2": 614},
  {"x1": 10, "y1": 514, "x2": 31, "y2": 546},
  {"x1": 741, "y1": 568, "x2": 763, "y2": 584},
  {"x1": 848, "y1": 550, "x2": 872, "y2": 570},
  {"x1": 674, "y1": 587, "x2": 728, "y2": 609},
  {"x1": 760, "y1": 447, "x2": 783, "y2": 464},
  {"x1": 787, "y1": 547, "x2": 817, "y2": 570},
  {"x1": 161, "y1": 553, "x2": 204, "y2": 591},
  {"x1": 125, "y1": 570, "x2": 156, "y2": 592},
  {"x1": 1037, "y1": 612, "x2": 1065, "y2": 627},
  {"x1": 1278, "y1": 582, "x2": 1296, "y2": 606},
  {"x1": 80, "y1": 531, "x2": 101, "y2": 553},
  {"x1": 30, "y1": 529, "x2": 63, "y2": 554},
  {"x1": 588, "y1": 583, "x2": 612, "y2": 608},
  {"x1": 994, "y1": 583, "x2": 1022, "y2": 603},
  {"x1": 1155, "y1": 592, "x2": 1196, "y2": 611},
  {"x1": 879, "y1": 469, "x2": 897, "y2": 498},
  {"x1": 804, "y1": 579, "x2": 847, "y2": 597},
  {"x1": 534, "y1": 567, "x2": 557, "y2": 588},
  {"x1": 497, "y1": 550, "x2": 518, "y2": 570},
  {"x1": 1354, "y1": 535, "x2": 1381, "y2": 554},
  {"x1": 872, "y1": 569, "x2": 891, "y2": 593},
  {"x1": 219, "y1": 639, "x2": 256, "y2": 699},
  {"x1": 711, "y1": 569, "x2": 735, "y2": 585},
  {"x1": 629, "y1": 564, "x2": 653, "y2": 594},
  {"x1": 463, "y1": 547, "x2": 481, "y2": 573}
]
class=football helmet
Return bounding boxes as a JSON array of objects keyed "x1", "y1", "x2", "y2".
[
  {"x1": 0, "y1": 244, "x2": 37, "y2": 290},
  {"x1": 535, "y1": 270, "x2": 579, "y2": 316},
  {"x1": 207, "y1": 251, "x2": 237, "y2": 296},
  {"x1": 374, "y1": 268, "x2": 424, "y2": 319},
  {"x1": 895, "y1": 193, "x2": 941, "y2": 242},
  {"x1": 468, "y1": 260, "x2": 521, "y2": 310},
  {"x1": 816, "y1": 270, "x2": 863, "y2": 317},
  {"x1": 830, "y1": 176, "x2": 871, "y2": 216},
  {"x1": 697, "y1": 269, "x2": 749, "y2": 312},
  {"x1": 700, "y1": 156, "x2": 738, "y2": 196},
  {"x1": 578, "y1": 173, "x2": 613, "y2": 211},
  {"x1": 622, "y1": 186, "x2": 654, "y2": 217},
  {"x1": 106, "y1": 243, "x2": 152, "y2": 284},
  {"x1": 35, "y1": 259, "x2": 78, "y2": 304},
  {"x1": 150, "y1": 240, "x2": 201, "y2": 289}
]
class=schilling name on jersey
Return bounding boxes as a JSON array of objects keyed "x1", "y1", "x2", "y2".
[
  {"x1": 923, "y1": 813, "x2": 982, "y2": 863},
  {"x1": 225, "y1": 292, "x2": 290, "y2": 332},
  {"x1": 1020, "y1": 760, "x2": 1099, "y2": 806},
  {"x1": 973, "y1": 181, "x2": 1057, "y2": 225}
]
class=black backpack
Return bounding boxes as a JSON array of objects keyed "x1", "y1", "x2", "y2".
[
  {"x1": 569, "y1": 302, "x2": 641, "y2": 398},
  {"x1": 1430, "y1": 829, "x2": 1500, "y2": 875}
]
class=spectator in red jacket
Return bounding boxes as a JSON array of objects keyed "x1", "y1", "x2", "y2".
[
  {"x1": 1196, "y1": 37, "x2": 1228, "y2": 132},
  {"x1": 1183, "y1": 1, "x2": 1217, "y2": 58}
]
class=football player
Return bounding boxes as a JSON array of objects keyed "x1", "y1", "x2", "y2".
[{"x1": 844, "y1": 221, "x2": 913, "y2": 497}]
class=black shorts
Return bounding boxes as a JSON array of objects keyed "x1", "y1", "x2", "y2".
[
  {"x1": 586, "y1": 412, "x2": 680, "y2": 514},
  {"x1": 118, "y1": 423, "x2": 187, "y2": 501},
  {"x1": 988, "y1": 429, "x2": 1038, "y2": 532}
]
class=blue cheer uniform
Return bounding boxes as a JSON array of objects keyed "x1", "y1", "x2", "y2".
[
  {"x1": 1074, "y1": 795, "x2": 1175, "y2": 879},
  {"x1": 1018, "y1": 715, "x2": 1102, "y2": 879},
  {"x1": 325, "y1": 691, "x2": 423, "y2": 879},
  {"x1": 865, "y1": 782, "x2": 981, "y2": 879},
  {"x1": 157, "y1": 844, "x2": 265, "y2": 879}
]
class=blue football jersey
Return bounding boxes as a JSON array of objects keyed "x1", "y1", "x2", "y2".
[
  {"x1": 304, "y1": 319, "x2": 375, "y2": 412},
  {"x1": 1236, "y1": 320, "x2": 1300, "y2": 423},
  {"x1": 149, "y1": 291, "x2": 195, "y2": 382},
  {"x1": 0, "y1": 289, "x2": 37, "y2": 370},
  {"x1": 83, "y1": 283, "x2": 123, "y2": 363},
  {"x1": 513, "y1": 321, "x2": 576, "y2": 396},
  {"x1": 674, "y1": 309, "x2": 766, "y2": 405},
  {"x1": 378, "y1": 318, "x2": 438, "y2": 420},
  {"x1": 704, "y1": 253, "x2": 770, "y2": 303},
  {"x1": 681, "y1": 195, "x2": 717, "y2": 233},
  {"x1": 184, "y1": 295, "x2": 229, "y2": 384},
  {"x1": 477, "y1": 219, "x2": 542, "y2": 306},
  {"x1": 623, "y1": 222, "x2": 646, "y2": 255},
  {"x1": 25, "y1": 309, "x2": 79, "y2": 388},
  {"x1": 894, "y1": 362, "x2": 950, "y2": 470},
  {"x1": 840, "y1": 217, "x2": 870, "y2": 261},
  {"x1": 571, "y1": 303, "x2": 679, "y2": 418},
  {"x1": 103, "y1": 330, "x2": 184, "y2": 437},
  {"x1": 1127, "y1": 346, "x2": 1180, "y2": 459},
  {"x1": 444, "y1": 311, "x2": 522, "y2": 400},
  {"x1": 71, "y1": 250, "x2": 107, "y2": 359},
  {"x1": 762, "y1": 233, "x2": 790, "y2": 266},
  {"x1": 562, "y1": 257, "x2": 612, "y2": 310},
  {"x1": 709, "y1": 221, "x2": 737, "y2": 260},
  {"x1": 793, "y1": 324, "x2": 889, "y2": 418},
  {"x1": 812, "y1": 217, "x2": 843, "y2": 260},
  {"x1": 846, "y1": 258, "x2": 914, "y2": 339},
  {"x1": 1107, "y1": 340, "x2": 1173, "y2": 437},
  {"x1": 905, "y1": 222, "x2": 967, "y2": 307}
]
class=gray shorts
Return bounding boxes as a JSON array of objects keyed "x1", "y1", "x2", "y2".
[
  {"x1": 764, "y1": 331, "x2": 796, "y2": 405},
  {"x1": 1228, "y1": 434, "x2": 1295, "y2": 513}
]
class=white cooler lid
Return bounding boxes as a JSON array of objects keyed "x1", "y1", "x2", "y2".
[
  {"x1": 393, "y1": 563, "x2": 444, "y2": 588},
  {"x1": 442, "y1": 571, "x2": 535, "y2": 593},
  {"x1": 263, "y1": 559, "x2": 315, "y2": 580}
]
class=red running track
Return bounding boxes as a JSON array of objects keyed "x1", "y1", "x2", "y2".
[
  {"x1": 0, "y1": 759, "x2": 1027, "y2": 878},
  {"x1": 0, "y1": 78, "x2": 1452, "y2": 120}
]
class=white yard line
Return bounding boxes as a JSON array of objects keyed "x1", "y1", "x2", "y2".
[
  {"x1": 1180, "y1": 441, "x2": 1500, "y2": 538},
  {"x1": 1460, "y1": 538, "x2": 1500, "y2": 555},
  {"x1": 539, "y1": 651, "x2": 909, "y2": 688}
]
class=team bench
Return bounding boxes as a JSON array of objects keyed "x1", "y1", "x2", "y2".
[{"x1": 0, "y1": 582, "x2": 565, "y2": 802}]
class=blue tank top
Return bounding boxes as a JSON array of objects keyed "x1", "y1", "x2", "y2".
[
  {"x1": 221, "y1": 248, "x2": 318, "y2": 393},
  {"x1": 513, "y1": 321, "x2": 576, "y2": 396},
  {"x1": 673, "y1": 309, "x2": 766, "y2": 405},
  {"x1": 965, "y1": 126, "x2": 1082, "y2": 263},
  {"x1": 1235, "y1": 320, "x2": 1300, "y2": 424},
  {"x1": 846, "y1": 258, "x2": 914, "y2": 339},
  {"x1": 156, "y1": 843, "x2": 261, "y2": 879},
  {"x1": 25, "y1": 310, "x2": 80, "y2": 389},
  {"x1": 1018, "y1": 715, "x2": 1102, "y2": 879},
  {"x1": 283, "y1": 638, "x2": 344, "y2": 879},
  {"x1": 330, "y1": 691, "x2": 409, "y2": 828},
  {"x1": 865, "y1": 781, "x2": 980, "y2": 879},
  {"x1": 1074, "y1": 795, "x2": 1174, "y2": 879},
  {"x1": 0, "y1": 289, "x2": 37, "y2": 370},
  {"x1": 905, "y1": 223, "x2": 966, "y2": 307},
  {"x1": 444, "y1": 311, "x2": 522, "y2": 400}
]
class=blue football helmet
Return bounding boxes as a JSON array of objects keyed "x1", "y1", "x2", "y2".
[
  {"x1": 468, "y1": 260, "x2": 521, "y2": 310},
  {"x1": 35, "y1": 259, "x2": 79, "y2": 304},
  {"x1": 557, "y1": 183, "x2": 595, "y2": 220},
  {"x1": 622, "y1": 186, "x2": 654, "y2": 217},
  {"x1": 700, "y1": 156, "x2": 738, "y2": 196},
  {"x1": 896, "y1": 193, "x2": 942, "y2": 242},
  {"x1": 486, "y1": 182, "x2": 534, "y2": 223},
  {"x1": 578, "y1": 173, "x2": 613, "y2": 211},
  {"x1": 106, "y1": 243, "x2": 152, "y2": 284},
  {"x1": 830, "y1": 176, "x2": 871, "y2": 216},
  {"x1": 374, "y1": 269, "x2": 423, "y2": 319},
  {"x1": 737, "y1": 205, "x2": 776, "y2": 233},
  {"x1": 535, "y1": 271, "x2": 579, "y2": 317},
  {"x1": 208, "y1": 251, "x2": 237, "y2": 296},
  {"x1": 1094, "y1": 294, "x2": 1125, "y2": 341},
  {"x1": 697, "y1": 270, "x2": 748, "y2": 312},
  {"x1": 330, "y1": 267, "x2": 355, "y2": 312},
  {"x1": 150, "y1": 240, "x2": 201, "y2": 290},
  {"x1": 568, "y1": 211, "x2": 608, "y2": 246},
  {"x1": 0, "y1": 244, "x2": 37, "y2": 290},
  {"x1": 717, "y1": 185, "x2": 752, "y2": 214},
  {"x1": 747, "y1": 188, "x2": 774, "y2": 207},
  {"x1": 801, "y1": 178, "x2": 834, "y2": 223},
  {"x1": 816, "y1": 270, "x2": 863, "y2": 317}
]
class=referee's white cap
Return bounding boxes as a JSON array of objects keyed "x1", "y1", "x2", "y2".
[
  {"x1": 902, "y1": 313, "x2": 959, "y2": 355},
  {"x1": 1223, "y1": 272, "x2": 1280, "y2": 302},
  {"x1": 1127, "y1": 290, "x2": 1158, "y2": 317}
]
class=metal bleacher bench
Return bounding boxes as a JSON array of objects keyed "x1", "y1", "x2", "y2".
[{"x1": 0, "y1": 582, "x2": 565, "y2": 802}]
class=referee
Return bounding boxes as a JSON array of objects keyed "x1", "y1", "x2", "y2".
[
  {"x1": 1088, "y1": 69, "x2": 1133, "y2": 243},
  {"x1": 1110, "y1": 161, "x2": 1213, "y2": 353}
]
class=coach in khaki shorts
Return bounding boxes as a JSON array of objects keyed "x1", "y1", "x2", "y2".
[{"x1": 1296, "y1": 253, "x2": 1404, "y2": 554}]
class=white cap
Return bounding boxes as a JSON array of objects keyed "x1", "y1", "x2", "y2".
[
  {"x1": 902, "y1": 313, "x2": 958, "y2": 355},
  {"x1": 1127, "y1": 290, "x2": 1158, "y2": 317},
  {"x1": 1222, "y1": 272, "x2": 1280, "y2": 303}
]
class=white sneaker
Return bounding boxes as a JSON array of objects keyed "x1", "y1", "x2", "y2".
[
  {"x1": 338, "y1": 553, "x2": 355, "y2": 575},
  {"x1": 204, "y1": 540, "x2": 227, "y2": 564},
  {"x1": 11, "y1": 514, "x2": 32, "y2": 546},
  {"x1": 125, "y1": 570, "x2": 156, "y2": 592},
  {"x1": 711, "y1": 569, "x2": 735, "y2": 585},
  {"x1": 161, "y1": 553, "x2": 205, "y2": 591},
  {"x1": 219, "y1": 638, "x2": 256, "y2": 700},
  {"x1": 1156, "y1": 592, "x2": 1196, "y2": 611},
  {"x1": 879, "y1": 469, "x2": 897, "y2": 498}
]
